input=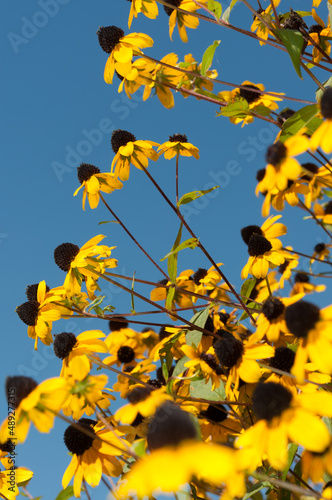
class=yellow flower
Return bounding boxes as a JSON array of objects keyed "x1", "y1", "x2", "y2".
[
  {"x1": 0, "y1": 462, "x2": 33, "y2": 500},
  {"x1": 290, "y1": 271, "x2": 326, "y2": 296},
  {"x1": 115, "y1": 385, "x2": 172, "y2": 424},
  {"x1": 199, "y1": 403, "x2": 242, "y2": 443},
  {"x1": 257, "y1": 134, "x2": 309, "y2": 192},
  {"x1": 97, "y1": 25, "x2": 153, "y2": 84},
  {"x1": 74, "y1": 163, "x2": 122, "y2": 210},
  {"x1": 54, "y1": 330, "x2": 108, "y2": 380},
  {"x1": 285, "y1": 300, "x2": 332, "y2": 381},
  {"x1": 117, "y1": 57, "x2": 156, "y2": 99},
  {"x1": 110, "y1": 129, "x2": 158, "y2": 181},
  {"x1": 308, "y1": 9, "x2": 331, "y2": 63},
  {"x1": 251, "y1": 6, "x2": 275, "y2": 45},
  {"x1": 311, "y1": 242, "x2": 332, "y2": 263},
  {"x1": 54, "y1": 235, "x2": 117, "y2": 298},
  {"x1": 16, "y1": 281, "x2": 64, "y2": 350},
  {"x1": 127, "y1": 0, "x2": 158, "y2": 28},
  {"x1": 158, "y1": 133, "x2": 199, "y2": 160},
  {"x1": 182, "y1": 343, "x2": 222, "y2": 390},
  {"x1": 118, "y1": 441, "x2": 245, "y2": 499},
  {"x1": 112, "y1": 359, "x2": 156, "y2": 398},
  {"x1": 165, "y1": 0, "x2": 206, "y2": 43},
  {"x1": 311, "y1": 87, "x2": 332, "y2": 153},
  {"x1": 143, "y1": 53, "x2": 182, "y2": 108},
  {"x1": 150, "y1": 270, "x2": 195, "y2": 315},
  {"x1": 302, "y1": 446, "x2": 332, "y2": 482},
  {"x1": 237, "y1": 382, "x2": 332, "y2": 471},
  {"x1": 0, "y1": 377, "x2": 69, "y2": 444},
  {"x1": 62, "y1": 374, "x2": 114, "y2": 420},
  {"x1": 179, "y1": 53, "x2": 218, "y2": 98},
  {"x1": 62, "y1": 419, "x2": 126, "y2": 497},
  {"x1": 214, "y1": 333, "x2": 274, "y2": 396}
]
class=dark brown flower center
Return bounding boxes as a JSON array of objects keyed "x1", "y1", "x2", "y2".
[
  {"x1": 111, "y1": 129, "x2": 136, "y2": 154},
  {"x1": 308, "y1": 24, "x2": 323, "y2": 35},
  {"x1": 54, "y1": 243, "x2": 80, "y2": 272},
  {"x1": 193, "y1": 268, "x2": 208, "y2": 285},
  {"x1": 25, "y1": 283, "x2": 49, "y2": 302},
  {"x1": 147, "y1": 401, "x2": 197, "y2": 450},
  {"x1": 294, "y1": 272, "x2": 309, "y2": 283},
  {"x1": 214, "y1": 335, "x2": 244, "y2": 368},
  {"x1": 269, "y1": 346, "x2": 295, "y2": 374},
  {"x1": 64, "y1": 418, "x2": 97, "y2": 455},
  {"x1": 239, "y1": 84, "x2": 261, "y2": 104},
  {"x1": 325, "y1": 200, "x2": 332, "y2": 214},
  {"x1": 256, "y1": 168, "x2": 266, "y2": 182},
  {"x1": 159, "y1": 324, "x2": 173, "y2": 341},
  {"x1": 277, "y1": 108, "x2": 295, "y2": 124},
  {"x1": 117, "y1": 346, "x2": 135, "y2": 363},
  {"x1": 16, "y1": 301, "x2": 39, "y2": 326},
  {"x1": 265, "y1": 142, "x2": 287, "y2": 166},
  {"x1": 199, "y1": 352, "x2": 222, "y2": 373},
  {"x1": 200, "y1": 404, "x2": 228, "y2": 423},
  {"x1": 262, "y1": 297, "x2": 285, "y2": 321},
  {"x1": 253, "y1": 382, "x2": 293, "y2": 421},
  {"x1": 169, "y1": 133, "x2": 188, "y2": 143},
  {"x1": 127, "y1": 386, "x2": 152, "y2": 404},
  {"x1": 163, "y1": 0, "x2": 181, "y2": 16},
  {"x1": 97, "y1": 26, "x2": 124, "y2": 54},
  {"x1": 285, "y1": 300, "x2": 320, "y2": 338},
  {"x1": 53, "y1": 332, "x2": 77, "y2": 359},
  {"x1": 320, "y1": 87, "x2": 332, "y2": 120},
  {"x1": 248, "y1": 234, "x2": 272, "y2": 256},
  {"x1": 241, "y1": 225, "x2": 263, "y2": 245},
  {"x1": 314, "y1": 243, "x2": 326, "y2": 253},
  {"x1": 6, "y1": 376, "x2": 38, "y2": 409},
  {"x1": 109, "y1": 316, "x2": 129, "y2": 331},
  {"x1": 77, "y1": 163, "x2": 100, "y2": 184}
]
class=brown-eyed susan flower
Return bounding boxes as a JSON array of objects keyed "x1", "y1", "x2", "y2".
[
  {"x1": 150, "y1": 271, "x2": 195, "y2": 314},
  {"x1": 73, "y1": 163, "x2": 123, "y2": 210},
  {"x1": 285, "y1": 300, "x2": 332, "y2": 381},
  {"x1": 257, "y1": 133, "x2": 310, "y2": 193},
  {"x1": 54, "y1": 330, "x2": 108, "y2": 380},
  {"x1": 237, "y1": 382, "x2": 332, "y2": 471},
  {"x1": 110, "y1": 129, "x2": 158, "y2": 181},
  {"x1": 251, "y1": 294, "x2": 304, "y2": 343},
  {"x1": 179, "y1": 53, "x2": 218, "y2": 98},
  {"x1": 16, "y1": 281, "x2": 64, "y2": 350},
  {"x1": 278, "y1": 252, "x2": 299, "y2": 288},
  {"x1": 191, "y1": 264, "x2": 224, "y2": 298},
  {"x1": 290, "y1": 271, "x2": 326, "y2": 296},
  {"x1": 127, "y1": 0, "x2": 158, "y2": 28},
  {"x1": 218, "y1": 81, "x2": 283, "y2": 126},
  {"x1": 199, "y1": 403, "x2": 242, "y2": 443},
  {"x1": 103, "y1": 337, "x2": 145, "y2": 368},
  {"x1": 311, "y1": 87, "x2": 332, "y2": 153},
  {"x1": 157, "y1": 133, "x2": 199, "y2": 160},
  {"x1": 62, "y1": 374, "x2": 114, "y2": 420},
  {"x1": 118, "y1": 440, "x2": 245, "y2": 499},
  {"x1": 308, "y1": 9, "x2": 331, "y2": 63},
  {"x1": 311, "y1": 242, "x2": 332, "y2": 263},
  {"x1": 314, "y1": 200, "x2": 332, "y2": 225},
  {"x1": 182, "y1": 343, "x2": 223, "y2": 390},
  {"x1": 302, "y1": 446, "x2": 332, "y2": 482},
  {"x1": 62, "y1": 418, "x2": 126, "y2": 498},
  {"x1": 115, "y1": 385, "x2": 172, "y2": 424},
  {"x1": 164, "y1": 0, "x2": 206, "y2": 43},
  {"x1": 112, "y1": 359, "x2": 156, "y2": 398},
  {"x1": 0, "y1": 461, "x2": 33, "y2": 500},
  {"x1": 143, "y1": 52, "x2": 182, "y2": 108},
  {"x1": 251, "y1": 6, "x2": 275, "y2": 45},
  {"x1": 0, "y1": 376, "x2": 69, "y2": 444},
  {"x1": 54, "y1": 235, "x2": 117, "y2": 298},
  {"x1": 97, "y1": 26, "x2": 153, "y2": 84},
  {"x1": 214, "y1": 332, "x2": 274, "y2": 397},
  {"x1": 117, "y1": 56, "x2": 156, "y2": 99}
]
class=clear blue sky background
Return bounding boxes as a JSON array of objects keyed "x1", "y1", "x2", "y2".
[{"x1": 2, "y1": 0, "x2": 330, "y2": 498}]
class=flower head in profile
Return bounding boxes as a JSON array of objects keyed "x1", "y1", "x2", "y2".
[
  {"x1": 179, "y1": 53, "x2": 218, "y2": 98},
  {"x1": 158, "y1": 133, "x2": 199, "y2": 160},
  {"x1": 54, "y1": 235, "x2": 117, "y2": 298},
  {"x1": 308, "y1": 9, "x2": 331, "y2": 63},
  {"x1": 0, "y1": 459, "x2": 33, "y2": 500},
  {"x1": 314, "y1": 200, "x2": 332, "y2": 225},
  {"x1": 182, "y1": 343, "x2": 223, "y2": 390},
  {"x1": 311, "y1": 242, "x2": 332, "y2": 263},
  {"x1": 111, "y1": 129, "x2": 158, "y2": 181},
  {"x1": 115, "y1": 385, "x2": 172, "y2": 424},
  {"x1": 127, "y1": 0, "x2": 158, "y2": 28},
  {"x1": 237, "y1": 382, "x2": 332, "y2": 471},
  {"x1": 251, "y1": 6, "x2": 276, "y2": 45},
  {"x1": 62, "y1": 418, "x2": 126, "y2": 497},
  {"x1": 16, "y1": 281, "x2": 64, "y2": 350},
  {"x1": 54, "y1": 330, "x2": 108, "y2": 380},
  {"x1": 0, "y1": 376, "x2": 69, "y2": 444},
  {"x1": 164, "y1": 0, "x2": 206, "y2": 43},
  {"x1": 97, "y1": 25, "x2": 153, "y2": 84},
  {"x1": 290, "y1": 271, "x2": 326, "y2": 296},
  {"x1": 143, "y1": 53, "x2": 182, "y2": 108},
  {"x1": 285, "y1": 300, "x2": 332, "y2": 381},
  {"x1": 74, "y1": 163, "x2": 123, "y2": 210}
]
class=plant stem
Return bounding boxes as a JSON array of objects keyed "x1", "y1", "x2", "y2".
[{"x1": 299, "y1": 199, "x2": 332, "y2": 239}]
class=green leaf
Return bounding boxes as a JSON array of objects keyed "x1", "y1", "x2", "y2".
[
  {"x1": 131, "y1": 272, "x2": 136, "y2": 313},
  {"x1": 190, "y1": 377, "x2": 221, "y2": 400},
  {"x1": 186, "y1": 307, "x2": 211, "y2": 347},
  {"x1": 279, "y1": 104, "x2": 320, "y2": 142},
  {"x1": 322, "y1": 416, "x2": 332, "y2": 435},
  {"x1": 87, "y1": 295, "x2": 105, "y2": 313},
  {"x1": 132, "y1": 438, "x2": 146, "y2": 457},
  {"x1": 213, "y1": 381, "x2": 226, "y2": 399},
  {"x1": 201, "y1": 40, "x2": 221, "y2": 76},
  {"x1": 240, "y1": 277, "x2": 256, "y2": 304},
  {"x1": 168, "y1": 223, "x2": 183, "y2": 282},
  {"x1": 282, "y1": 443, "x2": 298, "y2": 480},
  {"x1": 194, "y1": 89, "x2": 221, "y2": 100},
  {"x1": 165, "y1": 285, "x2": 176, "y2": 312},
  {"x1": 274, "y1": 29, "x2": 304, "y2": 78},
  {"x1": 242, "y1": 482, "x2": 272, "y2": 500},
  {"x1": 221, "y1": 0, "x2": 239, "y2": 22},
  {"x1": 207, "y1": 0, "x2": 222, "y2": 19},
  {"x1": 238, "y1": 301, "x2": 261, "y2": 322},
  {"x1": 218, "y1": 98, "x2": 249, "y2": 118},
  {"x1": 177, "y1": 186, "x2": 219, "y2": 207},
  {"x1": 172, "y1": 356, "x2": 190, "y2": 378},
  {"x1": 293, "y1": 458, "x2": 302, "y2": 484},
  {"x1": 316, "y1": 76, "x2": 332, "y2": 102},
  {"x1": 98, "y1": 220, "x2": 119, "y2": 225},
  {"x1": 55, "y1": 486, "x2": 75, "y2": 500},
  {"x1": 161, "y1": 238, "x2": 198, "y2": 261}
]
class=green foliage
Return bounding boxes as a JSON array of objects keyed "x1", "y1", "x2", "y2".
[
  {"x1": 167, "y1": 223, "x2": 183, "y2": 282},
  {"x1": 274, "y1": 29, "x2": 304, "y2": 78},
  {"x1": 161, "y1": 238, "x2": 198, "y2": 261},
  {"x1": 177, "y1": 186, "x2": 219, "y2": 207},
  {"x1": 185, "y1": 307, "x2": 211, "y2": 347},
  {"x1": 279, "y1": 104, "x2": 320, "y2": 142},
  {"x1": 207, "y1": 0, "x2": 222, "y2": 20},
  {"x1": 222, "y1": 0, "x2": 239, "y2": 22},
  {"x1": 55, "y1": 486, "x2": 74, "y2": 500},
  {"x1": 218, "y1": 98, "x2": 249, "y2": 118},
  {"x1": 201, "y1": 40, "x2": 221, "y2": 75}
]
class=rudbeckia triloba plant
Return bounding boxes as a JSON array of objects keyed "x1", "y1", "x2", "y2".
[{"x1": 9, "y1": 0, "x2": 332, "y2": 499}]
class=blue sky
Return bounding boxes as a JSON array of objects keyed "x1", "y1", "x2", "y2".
[{"x1": 2, "y1": 0, "x2": 331, "y2": 498}]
